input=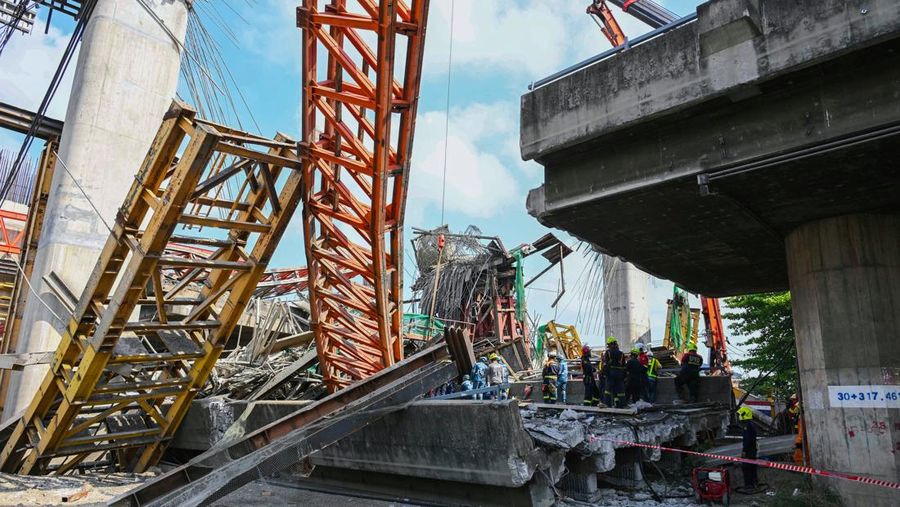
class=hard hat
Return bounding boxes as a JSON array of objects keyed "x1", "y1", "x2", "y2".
[
  {"x1": 647, "y1": 350, "x2": 654, "y2": 358},
  {"x1": 637, "y1": 343, "x2": 646, "y2": 352},
  {"x1": 548, "y1": 350, "x2": 558, "y2": 357},
  {"x1": 582, "y1": 344, "x2": 591, "y2": 355},
  {"x1": 489, "y1": 353, "x2": 499, "y2": 361},
  {"x1": 687, "y1": 343, "x2": 698, "y2": 352},
  {"x1": 479, "y1": 356, "x2": 488, "y2": 363},
  {"x1": 462, "y1": 374, "x2": 470, "y2": 380},
  {"x1": 606, "y1": 336, "x2": 617, "y2": 345},
  {"x1": 631, "y1": 348, "x2": 640, "y2": 355},
  {"x1": 737, "y1": 406, "x2": 753, "y2": 421},
  {"x1": 790, "y1": 394, "x2": 798, "y2": 401}
]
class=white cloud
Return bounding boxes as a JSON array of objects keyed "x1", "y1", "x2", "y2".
[
  {"x1": 408, "y1": 102, "x2": 519, "y2": 219},
  {"x1": 0, "y1": 24, "x2": 76, "y2": 120},
  {"x1": 423, "y1": 0, "x2": 656, "y2": 80},
  {"x1": 424, "y1": 0, "x2": 570, "y2": 79},
  {"x1": 240, "y1": 0, "x2": 301, "y2": 70}
]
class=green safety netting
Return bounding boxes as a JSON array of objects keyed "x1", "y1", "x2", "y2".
[
  {"x1": 403, "y1": 313, "x2": 445, "y2": 339},
  {"x1": 513, "y1": 249, "x2": 526, "y2": 321},
  {"x1": 535, "y1": 323, "x2": 548, "y2": 361},
  {"x1": 668, "y1": 285, "x2": 692, "y2": 351}
]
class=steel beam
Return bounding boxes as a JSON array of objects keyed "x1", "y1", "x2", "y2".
[
  {"x1": 0, "y1": 101, "x2": 63, "y2": 140},
  {"x1": 111, "y1": 342, "x2": 455, "y2": 507}
]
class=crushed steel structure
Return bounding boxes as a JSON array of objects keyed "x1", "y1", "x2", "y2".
[{"x1": 0, "y1": 101, "x2": 304, "y2": 474}]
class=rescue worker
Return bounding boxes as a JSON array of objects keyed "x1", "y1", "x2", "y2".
[
  {"x1": 787, "y1": 394, "x2": 800, "y2": 433},
  {"x1": 637, "y1": 343, "x2": 649, "y2": 367},
  {"x1": 542, "y1": 351, "x2": 561, "y2": 403},
  {"x1": 499, "y1": 357, "x2": 510, "y2": 400},
  {"x1": 557, "y1": 351, "x2": 569, "y2": 404},
  {"x1": 602, "y1": 336, "x2": 626, "y2": 408},
  {"x1": 644, "y1": 350, "x2": 662, "y2": 403},
  {"x1": 625, "y1": 347, "x2": 646, "y2": 405},
  {"x1": 581, "y1": 345, "x2": 600, "y2": 406},
  {"x1": 488, "y1": 354, "x2": 505, "y2": 399},
  {"x1": 471, "y1": 356, "x2": 489, "y2": 400},
  {"x1": 675, "y1": 343, "x2": 703, "y2": 403},
  {"x1": 738, "y1": 406, "x2": 759, "y2": 489},
  {"x1": 460, "y1": 374, "x2": 474, "y2": 399}
]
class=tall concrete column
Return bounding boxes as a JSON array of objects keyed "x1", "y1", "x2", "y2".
[
  {"x1": 2, "y1": 0, "x2": 188, "y2": 419},
  {"x1": 786, "y1": 214, "x2": 900, "y2": 507},
  {"x1": 603, "y1": 255, "x2": 651, "y2": 351}
]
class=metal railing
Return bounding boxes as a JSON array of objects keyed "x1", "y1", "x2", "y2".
[
  {"x1": 529, "y1": 13, "x2": 698, "y2": 91},
  {"x1": 434, "y1": 383, "x2": 510, "y2": 400}
]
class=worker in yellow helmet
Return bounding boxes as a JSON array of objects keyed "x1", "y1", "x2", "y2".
[
  {"x1": 542, "y1": 350, "x2": 560, "y2": 404},
  {"x1": 625, "y1": 347, "x2": 646, "y2": 405},
  {"x1": 737, "y1": 406, "x2": 759, "y2": 489},
  {"x1": 675, "y1": 343, "x2": 703, "y2": 403},
  {"x1": 487, "y1": 354, "x2": 505, "y2": 399},
  {"x1": 644, "y1": 350, "x2": 662, "y2": 404}
]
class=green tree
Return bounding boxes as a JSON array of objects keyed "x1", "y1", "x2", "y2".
[{"x1": 724, "y1": 292, "x2": 798, "y2": 400}]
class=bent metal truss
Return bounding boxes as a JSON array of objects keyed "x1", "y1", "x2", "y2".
[
  {"x1": 0, "y1": 101, "x2": 303, "y2": 474},
  {"x1": 298, "y1": 0, "x2": 430, "y2": 391}
]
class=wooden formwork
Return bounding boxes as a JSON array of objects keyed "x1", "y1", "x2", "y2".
[{"x1": 0, "y1": 100, "x2": 303, "y2": 474}]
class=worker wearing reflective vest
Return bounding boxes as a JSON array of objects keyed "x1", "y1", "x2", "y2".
[
  {"x1": 581, "y1": 345, "x2": 600, "y2": 406},
  {"x1": 675, "y1": 343, "x2": 704, "y2": 403},
  {"x1": 602, "y1": 337, "x2": 626, "y2": 408},
  {"x1": 644, "y1": 350, "x2": 662, "y2": 403},
  {"x1": 542, "y1": 351, "x2": 561, "y2": 404},
  {"x1": 738, "y1": 406, "x2": 759, "y2": 489}
]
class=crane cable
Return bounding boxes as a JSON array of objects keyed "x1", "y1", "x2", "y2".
[{"x1": 439, "y1": 0, "x2": 455, "y2": 225}]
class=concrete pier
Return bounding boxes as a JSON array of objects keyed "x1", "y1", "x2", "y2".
[
  {"x1": 786, "y1": 214, "x2": 900, "y2": 507},
  {"x1": 520, "y1": 1, "x2": 900, "y2": 503},
  {"x1": 603, "y1": 255, "x2": 651, "y2": 350},
  {"x1": 3, "y1": 0, "x2": 188, "y2": 419}
]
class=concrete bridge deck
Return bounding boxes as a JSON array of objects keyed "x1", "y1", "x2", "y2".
[
  {"x1": 521, "y1": 1, "x2": 900, "y2": 505},
  {"x1": 523, "y1": 0, "x2": 900, "y2": 296}
]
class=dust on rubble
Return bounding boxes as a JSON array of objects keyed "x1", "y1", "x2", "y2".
[{"x1": 0, "y1": 471, "x2": 152, "y2": 505}]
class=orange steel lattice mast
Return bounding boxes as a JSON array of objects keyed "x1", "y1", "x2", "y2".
[{"x1": 297, "y1": 0, "x2": 430, "y2": 391}]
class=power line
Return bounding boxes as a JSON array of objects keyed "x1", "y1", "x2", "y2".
[{"x1": 0, "y1": 0, "x2": 98, "y2": 211}]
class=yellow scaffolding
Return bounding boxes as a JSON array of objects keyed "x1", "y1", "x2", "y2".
[
  {"x1": 0, "y1": 101, "x2": 302, "y2": 474},
  {"x1": 545, "y1": 320, "x2": 583, "y2": 359}
]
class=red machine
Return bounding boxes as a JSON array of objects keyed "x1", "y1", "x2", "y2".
[
  {"x1": 692, "y1": 466, "x2": 732, "y2": 505},
  {"x1": 586, "y1": 0, "x2": 627, "y2": 47},
  {"x1": 701, "y1": 296, "x2": 732, "y2": 375}
]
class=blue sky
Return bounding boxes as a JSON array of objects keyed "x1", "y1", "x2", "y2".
[{"x1": 0, "y1": 1, "x2": 751, "y2": 361}]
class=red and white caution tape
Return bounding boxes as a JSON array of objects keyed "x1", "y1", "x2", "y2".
[{"x1": 590, "y1": 436, "x2": 900, "y2": 491}]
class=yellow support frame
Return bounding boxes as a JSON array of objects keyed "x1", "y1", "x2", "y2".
[
  {"x1": 0, "y1": 138, "x2": 58, "y2": 419},
  {"x1": 545, "y1": 320, "x2": 583, "y2": 360},
  {"x1": 0, "y1": 101, "x2": 302, "y2": 474}
]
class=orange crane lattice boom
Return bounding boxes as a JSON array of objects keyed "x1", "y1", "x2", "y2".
[{"x1": 298, "y1": 0, "x2": 429, "y2": 391}]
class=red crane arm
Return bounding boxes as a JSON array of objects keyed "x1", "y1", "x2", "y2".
[
  {"x1": 586, "y1": 0, "x2": 627, "y2": 47},
  {"x1": 298, "y1": 0, "x2": 429, "y2": 391}
]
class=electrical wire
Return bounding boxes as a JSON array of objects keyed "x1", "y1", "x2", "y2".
[
  {"x1": 1, "y1": 253, "x2": 70, "y2": 328},
  {"x1": 54, "y1": 150, "x2": 112, "y2": 234},
  {"x1": 0, "y1": 0, "x2": 98, "y2": 212}
]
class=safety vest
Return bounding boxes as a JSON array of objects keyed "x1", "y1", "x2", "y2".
[{"x1": 646, "y1": 358, "x2": 661, "y2": 379}]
